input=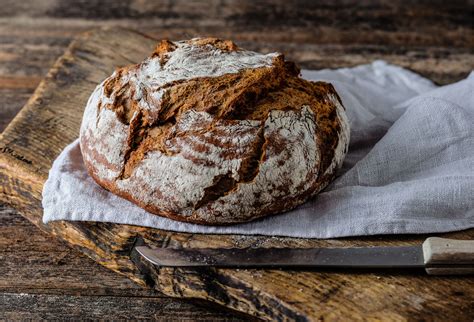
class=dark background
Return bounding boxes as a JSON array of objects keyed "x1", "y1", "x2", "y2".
[{"x1": 1, "y1": 0, "x2": 473, "y2": 319}]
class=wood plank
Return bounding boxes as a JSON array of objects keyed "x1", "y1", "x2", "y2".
[
  {"x1": 0, "y1": 203, "x2": 153, "y2": 296},
  {"x1": 0, "y1": 90, "x2": 34, "y2": 132},
  {"x1": 0, "y1": 0, "x2": 472, "y2": 47},
  {"x1": 0, "y1": 293, "x2": 244, "y2": 321},
  {"x1": 1, "y1": 27, "x2": 473, "y2": 321},
  {"x1": 0, "y1": 204, "x2": 245, "y2": 319},
  {"x1": 0, "y1": 76, "x2": 41, "y2": 89}
]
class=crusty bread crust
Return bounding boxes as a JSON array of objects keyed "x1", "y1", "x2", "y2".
[{"x1": 79, "y1": 38, "x2": 350, "y2": 225}]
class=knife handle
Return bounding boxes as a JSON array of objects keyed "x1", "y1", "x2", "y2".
[{"x1": 423, "y1": 237, "x2": 474, "y2": 275}]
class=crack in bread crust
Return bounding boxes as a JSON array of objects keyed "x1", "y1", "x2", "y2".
[
  {"x1": 193, "y1": 122, "x2": 266, "y2": 210},
  {"x1": 113, "y1": 62, "x2": 294, "y2": 180},
  {"x1": 79, "y1": 37, "x2": 350, "y2": 224}
]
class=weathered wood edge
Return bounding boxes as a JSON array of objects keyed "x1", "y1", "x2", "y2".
[{"x1": 1, "y1": 27, "x2": 473, "y2": 321}]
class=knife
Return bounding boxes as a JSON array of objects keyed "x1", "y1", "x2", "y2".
[{"x1": 136, "y1": 237, "x2": 474, "y2": 275}]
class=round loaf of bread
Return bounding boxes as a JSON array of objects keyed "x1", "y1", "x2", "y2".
[{"x1": 80, "y1": 38, "x2": 350, "y2": 225}]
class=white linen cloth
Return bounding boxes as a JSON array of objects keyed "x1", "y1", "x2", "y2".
[{"x1": 42, "y1": 61, "x2": 474, "y2": 238}]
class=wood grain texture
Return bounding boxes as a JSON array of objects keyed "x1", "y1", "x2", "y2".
[
  {"x1": 1, "y1": 27, "x2": 473, "y2": 321},
  {"x1": 0, "y1": 203, "x2": 246, "y2": 320},
  {"x1": 1, "y1": 0, "x2": 472, "y2": 47},
  {"x1": 422, "y1": 237, "x2": 474, "y2": 275},
  {"x1": 0, "y1": 293, "x2": 243, "y2": 321},
  {"x1": 423, "y1": 237, "x2": 474, "y2": 264}
]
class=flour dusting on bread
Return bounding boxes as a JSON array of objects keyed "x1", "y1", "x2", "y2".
[{"x1": 80, "y1": 37, "x2": 350, "y2": 225}]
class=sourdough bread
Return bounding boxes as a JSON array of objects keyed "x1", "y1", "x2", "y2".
[{"x1": 80, "y1": 38, "x2": 350, "y2": 225}]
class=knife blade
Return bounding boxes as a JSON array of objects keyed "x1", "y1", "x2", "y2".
[{"x1": 136, "y1": 237, "x2": 474, "y2": 275}]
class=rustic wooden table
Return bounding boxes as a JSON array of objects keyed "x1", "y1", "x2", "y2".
[{"x1": 1, "y1": 1, "x2": 473, "y2": 320}]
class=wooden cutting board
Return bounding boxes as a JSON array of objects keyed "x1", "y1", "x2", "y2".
[{"x1": 1, "y1": 27, "x2": 473, "y2": 321}]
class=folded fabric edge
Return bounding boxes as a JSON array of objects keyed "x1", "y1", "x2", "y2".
[{"x1": 42, "y1": 215, "x2": 474, "y2": 239}]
